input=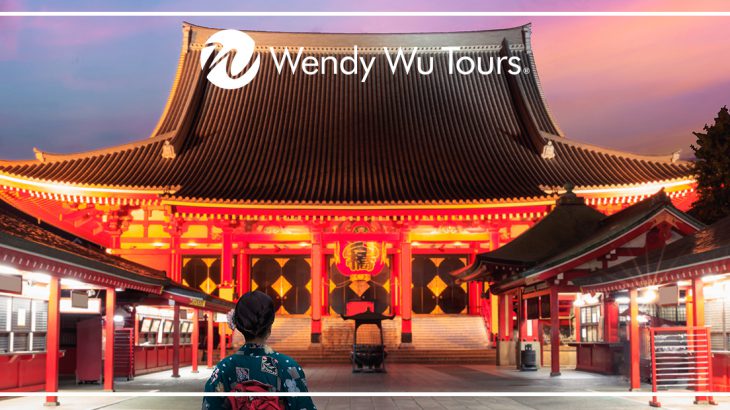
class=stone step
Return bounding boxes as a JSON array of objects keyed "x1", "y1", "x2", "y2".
[
  {"x1": 266, "y1": 315, "x2": 491, "y2": 355},
  {"x1": 277, "y1": 348, "x2": 496, "y2": 364}
]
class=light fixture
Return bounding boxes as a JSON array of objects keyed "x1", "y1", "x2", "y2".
[
  {"x1": 26, "y1": 272, "x2": 51, "y2": 283},
  {"x1": 705, "y1": 283, "x2": 724, "y2": 300},
  {"x1": 115, "y1": 287, "x2": 125, "y2": 292},
  {"x1": 583, "y1": 293, "x2": 600, "y2": 305},
  {"x1": 702, "y1": 274, "x2": 724, "y2": 283},
  {"x1": 113, "y1": 315, "x2": 124, "y2": 323},
  {"x1": 187, "y1": 241, "x2": 198, "y2": 248},
  {"x1": 105, "y1": 248, "x2": 113, "y2": 254},
  {"x1": 152, "y1": 241, "x2": 165, "y2": 248},
  {"x1": 638, "y1": 289, "x2": 657, "y2": 304},
  {"x1": 0, "y1": 265, "x2": 19, "y2": 275},
  {"x1": 298, "y1": 242, "x2": 309, "y2": 247},
  {"x1": 615, "y1": 296, "x2": 630, "y2": 304},
  {"x1": 60, "y1": 278, "x2": 84, "y2": 288}
]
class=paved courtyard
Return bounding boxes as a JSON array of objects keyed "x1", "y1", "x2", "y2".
[{"x1": 0, "y1": 364, "x2": 727, "y2": 409}]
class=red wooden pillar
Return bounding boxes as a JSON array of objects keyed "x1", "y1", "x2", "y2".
[
  {"x1": 496, "y1": 292, "x2": 513, "y2": 366},
  {"x1": 497, "y1": 293, "x2": 509, "y2": 341},
  {"x1": 220, "y1": 228, "x2": 235, "y2": 301},
  {"x1": 132, "y1": 306, "x2": 139, "y2": 346},
  {"x1": 550, "y1": 287, "x2": 561, "y2": 376},
  {"x1": 171, "y1": 303, "x2": 181, "y2": 378},
  {"x1": 497, "y1": 293, "x2": 505, "y2": 341},
  {"x1": 171, "y1": 235, "x2": 180, "y2": 282},
  {"x1": 468, "y1": 246, "x2": 481, "y2": 315},
  {"x1": 574, "y1": 306, "x2": 581, "y2": 342},
  {"x1": 691, "y1": 278, "x2": 705, "y2": 327},
  {"x1": 206, "y1": 311, "x2": 214, "y2": 368},
  {"x1": 391, "y1": 250, "x2": 401, "y2": 316},
  {"x1": 104, "y1": 287, "x2": 115, "y2": 391},
  {"x1": 629, "y1": 288, "x2": 640, "y2": 390},
  {"x1": 236, "y1": 247, "x2": 250, "y2": 297},
  {"x1": 691, "y1": 278, "x2": 710, "y2": 403},
  {"x1": 603, "y1": 295, "x2": 619, "y2": 343},
  {"x1": 45, "y1": 276, "x2": 61, "y2": 406},
  {"x1": 310, "y1": 233, "x2": 323, "y2": 343},
  {"x1": 400, "y1": 234, "x2": 413, "y2": 343},
  {"x1": 482, "y1": 286, "x2": 492, "y2": 337},
  {"x1": 487, "y1": 227, "x2": 501, "y2": 338},
  {"x1": 191, "y1": 309, "x2": 199, "y2": 373},
  {"x1": 517, "y1": 291, "x2": 526, "y2": 369},
  {"x1": 219, "y1": 321, "x2": 227, "y2": 361}
]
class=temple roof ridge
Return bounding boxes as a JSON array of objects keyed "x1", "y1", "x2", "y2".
[
  {"x1": 0, "y1": 132, "x2": 175, "y2": 168},
  {"x1": 182, "y1": 21, "x2": 532, "y2": 50},
  {"x1": 544, "y1": 135, "x2": 689, "y2": 165}
]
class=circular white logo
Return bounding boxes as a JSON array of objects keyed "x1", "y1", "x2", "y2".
[{"x1": 200, "y1": 30, "x2": 260, "y2": 90}]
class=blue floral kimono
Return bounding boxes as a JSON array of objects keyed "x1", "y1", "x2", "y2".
[{"x1": 203, "y1": 343, "x2": 316, "y2": 410}]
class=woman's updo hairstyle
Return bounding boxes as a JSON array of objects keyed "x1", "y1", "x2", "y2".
[{"x1": 232, "y1": 291, "x2": 276, "y2": 341}]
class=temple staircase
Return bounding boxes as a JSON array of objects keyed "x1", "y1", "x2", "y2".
[{"x1": 266, "y1": 315, "x2": 494, "y2": 365}]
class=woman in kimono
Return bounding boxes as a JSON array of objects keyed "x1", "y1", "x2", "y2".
[{"x1": 203, "y1": 291, "x2": 316, "y2": 410}]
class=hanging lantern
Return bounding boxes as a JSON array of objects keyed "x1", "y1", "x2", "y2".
[{"x1": 334, "y1": 241, "x2": 387, "y2": 277}]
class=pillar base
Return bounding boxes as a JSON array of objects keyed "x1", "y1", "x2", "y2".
[
  {"x1": 496, "y1": 340, "x2": 517, "y2": 367},
  {"x1": 171, "y1": 374, "x2": 181, "y2": 378},
  {"x1": 191, "y1": 370, "x2": 199, "y2": 374},
  {"x1": 401, "y1": 333, "x2": 412, "y2": 343},
  {"x1": 693, "y1": 398, "x2": 717, "y2": 405},
  {"x1": 311, "y1": 333, "x2": 321, "y2": 343},
  {"x1": 43, "y1": 402, "x2": 60, "y2": 407},
  {"x1": 550, "y1": 371, "x2": 561, "y2": 377}
]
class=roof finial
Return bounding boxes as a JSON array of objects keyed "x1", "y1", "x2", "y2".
[
  {"x1": 557, "y1": 182, "x2": 584, "y2": 205},
  {"x1": 671, "y1": 150, "x2": 681, "y2": 163},
  {"x1": 161, "y1": 140, "x2": 177, "y2": 160},
  {"x1": 33, "y1": 148, "x2": 46, "y2": 163},
  {"x1": 541, "y1": 140, "x2": 556, "y2": 160}
]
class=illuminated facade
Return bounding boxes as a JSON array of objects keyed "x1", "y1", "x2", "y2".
[{"x1": 0, "y1": 23, "x2": 696, "y2": 346}]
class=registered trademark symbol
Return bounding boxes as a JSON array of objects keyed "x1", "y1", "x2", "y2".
[{"x1": 523, "y1": 67, "x2": 531, "y2": 74}]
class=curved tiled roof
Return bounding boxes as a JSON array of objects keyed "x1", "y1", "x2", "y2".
[{"x1": 0, "y1": 23, "x2": 693, "y2": 205}]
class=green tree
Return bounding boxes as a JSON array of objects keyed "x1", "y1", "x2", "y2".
[{"x1": 690, "y1": 106, "x2": 730, "y2": 224}]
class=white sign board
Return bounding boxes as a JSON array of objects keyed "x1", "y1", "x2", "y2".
[
  {"x1": 659, "y1": 285, "x2": 679, "y2": 306},
  {"x1": 0, "y1": 275, "x2": 22, "y2": 294}
]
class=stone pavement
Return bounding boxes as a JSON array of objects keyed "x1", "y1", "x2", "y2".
[{"x1": 0, "y1": 364, "x2": 727, "y2": 409}]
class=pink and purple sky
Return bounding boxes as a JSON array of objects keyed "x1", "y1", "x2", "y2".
[{"x1": 1, "y1": 0, "x2": 729, "y2": 160}]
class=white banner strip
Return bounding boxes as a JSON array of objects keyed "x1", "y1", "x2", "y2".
[
  {"x1": 1, "y1": 392, "x2": 729, "y2": 397},
  {"x1": 1, "y1": 12, "x2": 730, "y2": 17}
]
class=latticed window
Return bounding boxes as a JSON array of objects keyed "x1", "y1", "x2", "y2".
[
  {"x1": 410, "y1": 255, "x2": 468, "y2": 314},
  {"x1": 251, "y1": 256, "x2": 312, "y2": 315},
  {"x1": 705, "y1": 298, "x2": 730, "y2": 351},
  {"x1": 580, "y1": 305, "x2": 602, "y2": 342},
  {"x1": 0, "y1": 295, "x2": 47, "y2": 353}
]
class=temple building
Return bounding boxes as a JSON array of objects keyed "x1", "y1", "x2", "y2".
[
  {"x1": 0, "y1": 22, "x2": 696, "y2": 359},
  {"x1": 452, "y1": 189, "x2": 703, "y2": 373}
]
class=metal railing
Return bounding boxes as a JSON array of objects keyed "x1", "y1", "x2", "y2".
[{"x1": 649, "y1": 326, "x2": 716, "y2": 407}]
